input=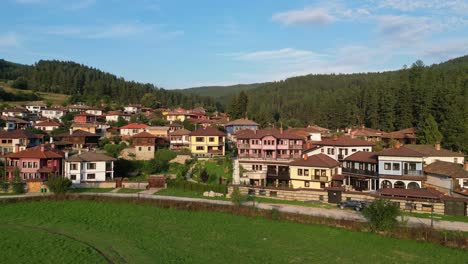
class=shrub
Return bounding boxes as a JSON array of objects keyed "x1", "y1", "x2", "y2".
[
  {"x1": 46, "y1": 176, "x2": 72, "y2": 194},
  {"x1": 230, "y1": 187, "x2": 246, "y2": 206},
  {"x1": 363, "y1": 198, "x2": 401, "y2": 232},
  {"x1": 11, "y1": 168, "x2": 24, "y2": 194},
  {"x1": 154, "y1": 148, "x2": 177, "y2": 162},
  {"x1": 0, "y1": 179, "x2": 9, "y2": 192}
]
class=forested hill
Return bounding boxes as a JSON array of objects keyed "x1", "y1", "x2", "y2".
[
  {"x1": 0, "y1": 59, "x2": 220, "y2": 109},
  {"x1": 226, "y1": 56, "x2": 468, "y2": 153},
  {"x1": 182, "y1": 83, "x2": 263, "y2": 104}
]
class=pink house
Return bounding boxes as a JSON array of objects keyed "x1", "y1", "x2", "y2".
[
  {"x1": 236, "y1": 128, "x2": 304, "y2": 159},
  {"x1": 4, "y1": 144, "x2": 64, "y2": 181}
]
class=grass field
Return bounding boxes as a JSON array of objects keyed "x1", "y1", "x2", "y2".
[
  {"x1": 0, "y1": 83, "x2": 69, "y2": 106},
  {"x1": 117, "y1": 188, "x2": 143, "y2": 194},
  {"x1": 0, "y1": 200, "x2": 466, "y2": 263},
  {"x1": 155, "y1": 187, "x2": 228, "y2": 200},
  {"x1": 68, "y1": 188, "x2": 114, "y2": 193}
]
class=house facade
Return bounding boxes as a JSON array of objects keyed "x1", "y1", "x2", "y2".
[
  {"x1": 120, "y1": 123, "x2": 149, "y2": 137},
  {"x1": 25, "y1": 103, "x2": 46, "y2": 114},
  {"x1": 189, "y1": 127, "x2": 226, "y2": 157},
  {"x1": 224, "y1": 118, "x2": 259, "y2": 136},
  {"x1": 305, "y1": 136, "x2": 375, "y2": 162},
  {"x1": 133, "y1": 131, "x2": 157, "y2": 160},
  {"x1": 34, "y1": 120, "x2": 61, "y2": 132},
  {"x1": 4, "y1": 144, "x2": 64, "y2": 180},
  {"x1": 0, "y1": 130, "x2": 42, "y2": 154},
  {"x1": 289, "y1": 154, "x2": 341, "y2": 189},
  {"x1": 342, "y1": 151, "x2": 378, "y2": 191},
  {"x1": 424, "y1": 161, "x2": 468, "y2": 195},
  {"x1": 105, "y1": 110, "x2": 131, "y2": 123},
  {"x1": 54, "y1": 130, "x2": 100, "y2": 149},
  {"x1": 124, "y1": 104, "x2": 142, "y2": 114},
  {"x1": 65, "y1": 152, "x2": 116, "y2": 184},
  {"x1": 41, "y1": 107, "x2": 67, "y2": 120},
  {"x1": 169, "y1": 128, "x2": 190, "y2": 150}
]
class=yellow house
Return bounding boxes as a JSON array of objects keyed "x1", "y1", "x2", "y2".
[
  {"x1": 289, "y1": 154, "x2": 340, "y2": 189},
  {"x1": 189, "y1": 127, "x2": 226, "y2": 157}
]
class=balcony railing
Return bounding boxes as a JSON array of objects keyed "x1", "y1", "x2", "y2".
[
  {"x1": 291, "y1": 145, "x2": 303, "y2": 149},
  {"x1": 342, "y1": 167, "x2": 376, "y2": 176},
  {"x1": 238, "y1": 144, "x2": 250, "y2": 149},
  {"x1": 403, "y1": 169, "x2": 423, "y2": 176}
]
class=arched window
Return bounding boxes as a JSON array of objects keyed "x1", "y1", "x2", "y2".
[
  {"x1": 394, "y1": 181, "x2": 405, "y2": 189},
  {"x1": 407, "y1": 182, "x2": 420, "y2": 189}
]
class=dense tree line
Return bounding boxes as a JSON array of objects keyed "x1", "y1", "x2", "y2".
[
  {"x1": 234, "y1": 56, "x2": 468, "y2": 153},
  {"x1": 0, "y1": 59, "x2": 221, "y2": 109}
]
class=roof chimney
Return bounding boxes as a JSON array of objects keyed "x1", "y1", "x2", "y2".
[
  {"x1": 435, "y1": 142, "x2": 441, "y2": 151},
  {"x1": 303, "y1": 154, "x2": 308, "y2": 160},
  {"x1": 464, "y1": 161, "x2": 468, "y2": 172},
  {"x1": 332, "y1": 135, "x2": 338, "y2": 141},
  {"x1": 395, "y1": 141, "x2": 401, "y2": 149},
  {"x1": 40, "y1": 144, "x2": 45, "y2": 152}
]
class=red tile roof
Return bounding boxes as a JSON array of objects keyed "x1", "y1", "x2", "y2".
[
  {"x1": 189, "y1": 127, "x2": 226, "y2": 137},
  {"x1": 405, "y1": 144, "x2": 465, "y2": 157},
  {"x1": 344, "y1": 151, "x2": 378, "y2": 163},
  {"x1": 35, "y1": 120, "x2": 62, "y2": 127},
  {"x1": 376, "y1": 188, "x2": 444, "y2": 200},
  {"x1": 55, "y1": 130, "x2": 99, "y2": 138},
  {"x1": 289, "y1": 154, "x2": 340, "y2": 168},
  {"x1": 132, "y1": 131, "x2": 157, "y2": 138},
  {"x1": 225, "y1": 118, "x2": 259, "y2": 126},
  {"x1": 5, "y1": 145, "x2": 64, "y2": 159},
  {"x1": 424, "y1": 161, "x2": 468, "y2": 179},
  {"x1": 314, "y1": 136, "x2": 375, "y2": 147},
  {"x1": 120, "y1": 123, "x2": 149, "y2": 129},
  {"x1": 383, "y1": 127, "x2": 417, "y2": 139},
  {"x1": 0, "y1": 130, "x2": 42, "y2": 139},
  {"x1": 235, "y1": 128, "x2": 304, "y2": 140},
  {"x1": 377, "y1": 146, "x2": 423, "y2": 157},
  {"x1": 169, "y1": 128, "x2": 191, "y2": 136}
]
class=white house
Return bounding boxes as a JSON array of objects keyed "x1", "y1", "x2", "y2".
[
  {"x1": 34, "y1": 120, "x2": 62, "y2": 132},
  {"x1": 119, "y1": 123, "x2": 148, "y2": 137},
  {"x1": 305, "y1": 136, "x2": 375, "y2": 162},
  {"x1": 85, "y1": 108, "x2": 104, "y2": 116},
  {"x1": 105, "y1": 110, "x2": 131, "y2": 123},
  {"x1": 41, "y1": 107, "x2": 67, "y2": 120},
  {"x1": 25, "y1": 103, "x2": 47, "y2": 114},
  {"x1": 123, "y1": 104, "x2": 141, "y2": 114},
  {"x1": 65, "y1": 152, "x2": 116, "y2": 184}
]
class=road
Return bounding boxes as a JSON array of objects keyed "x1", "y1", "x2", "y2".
[{"x1": 1, "y1": 191, "x2": 467, "y2": 232}]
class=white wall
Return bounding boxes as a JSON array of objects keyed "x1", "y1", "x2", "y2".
[{"x1": 65, "y1": 161, "x2": 113, "y2": 183}]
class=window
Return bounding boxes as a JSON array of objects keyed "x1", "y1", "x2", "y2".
[
  {"x1": 320, "y1": 182, "x2": 325, "y2": 189},
  {"x1": 70, "y1": 175, "x2": 76, "y2": 180},
  {"x1": 454, "y1": 158, "x2": 458, "y2": 163},
  {"x1": 22, "y1": 162, "x2": 27, "y2": 168},
  {"x1": 259, "y1": 190, "x2": 266, "y2": 196},
  {"x1": 304, "y1": 170, "x2": 309, "y2": 176},
  {"x1": 196, "y1": 146, "x2": 204, "y2": 151},
  {"x1": 148, "y1": 147, "x2": 151, "y2": 151},
  {"x1": 422, "y1": 204, "x2": 433, "y2": 212},
  {"x1": 297, "y1": 169, "x2": 303, "y2": 176},
  {"x1": 321, "y1": 170, "x2": 326, "y2": 176},
  {"x1": 70, "y1": 163, "x2": 78, "y2": 170},
  {"x1": 405, "y1": 203, "x2": 416, "y2": 211},
  {"x1": 321, "y1": 148, "x2": 324, "y2": 153},
  {"x1": 87, "y1": 163, "x2": 96, "y2": 170},
  {"x1": 393, "y1": 163, "x2": 400, "y2": 171},
  {"x1": 352, "y1": 149, "x2": 356, "y2": 152},
  {"x1": 196, "y1": 137, "x2": 204, "y2": 142},
  {"x1": 87, "y1": 174, "x2": 96, "y2": 180},
  {"x1": 33, "y1": 162, "x2": 38, "y2": 168},
  {"x1": 304, "y1": 181, "x2": 310, "y2": 187},
  {"x1": 209, "y1": 137, "x2": 215, "y2": 142},
  {"x1": 138, "y1": 147, "x2": 142, "y2": 151},
  {"x1": 384, "y1": 163, "x2": 391, "y2": 170}
]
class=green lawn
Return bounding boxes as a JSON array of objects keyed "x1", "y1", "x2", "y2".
[
  {"x1": 254, "y1": 197, "x2": 336, "y2": 209},
  {"x1": 68, "y1": 188, "x2": 114, "y2": 193},
  {"x1": 155, "y1": 187, "x2": 228, "y2": 201},
  {"x1": 0, "y1": 193, "x2": 22, "y2": 196},
  {"x1": 117, "y1": 188, "x2": 143, "y2": 194},
  {"x1": 0, "y1": 200, "x2": 466, "y2": 263}
]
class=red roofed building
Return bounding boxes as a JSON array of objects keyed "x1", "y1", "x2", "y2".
[
  {"x1": 120, "y1": 123, "x2": 149, "y2": 137},
  {"x1": 4, "y1": 144, "x2": 64, "y2": 181},
  {"x1": 34, "y1": 120, "x2": 62, "y2": 132},
  {"x1": 342, "y1": 151, "x2": 378, "y2": 191},
  {"x1": 305, "y1": 136, "x2": 375, "y2": 162},
  {"x1": 289, "y1": 154, "x2": 341, "y2": 189}
]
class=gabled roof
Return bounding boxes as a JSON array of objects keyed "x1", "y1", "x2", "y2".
[
  {"x1": 56, "y1": 130, "x2": 100, "y2": 138},
  {"x1": 67, "y1": 152, "x2": 116, "y2": 162},
  {"x1": 120, "y1": 123, "x2": 149, "y2": 129},
  {"x1": 170, "y1": 128, "x2": 191, "y2": 136},
  {"x1": 289, "y1": 154, "x2": 340, "y2": 168},
  {"x1": 383, "y1": 127, "x2": 417, "y2": 139},
  {"x1": 71, "y1": 123, "x2": 98, "y2": 128},
  {"x1": 376, "y1": 188, "x2": 445, "y2": 200},
  {"x1": 35, "y1": 120, "x2": 62, "y2": 127},
  {"x1": 349, "y1": 127, "x2": 384, "y2": 137},
  {"x1": 189, "y1": 127, "x2": 226, "y2": 137},
  {"x1": 424, "y1": 161, "x2": 468, "y2": 179},
  {"x1": 377, "y1": 146, "x2": 423, "y2": 157},
  {"x1": 344, "y1": 151, "x2": 378, "y2": 163},
  {"x1": 1, "y1": 116, "x2": 29, "y2": 124},
  {"x1": 0, "y1": 129, "x2": 42, "y2": 139},
  {"x1": 224, "y1": 118, "x2": 259, "y2": 127},
  {"x1": 313, "y1": 136, "x2": 375, "y2": 147},
  {"x1": 146, "y1": 126, "x2": 170, "y2": 131},
  {"x1": 235, "y1": 128, "x2": 304, "y2": 140},
  {"x1": 405, "y1": 144, "x2": 465, "y2": 157},
  {"x1": 5, "y1": 145, "x2": 64, "y2": 159},
  {"x1": 133, "y1": 131, "x2": 157, "y2": 138}
]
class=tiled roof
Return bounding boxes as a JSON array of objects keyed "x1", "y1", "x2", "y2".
[
  {"x1": 71, "y1": 123, "x2": 98, "y2": 128},
  {"x1": 377, "y1": 146, "x2": 423, "y2": 157},
  {"x1": 224, "y1": 118, "x2": 259, "y2": 126},
  {"x1": 169, "y1": 128, "x2": 191, "y2": 136},
  {"x1": 235, "y1": 128, "x2": 304, "y2": 140},
  {"x1": 1, "y1": 116, "x2": 29, "y2": 124},
  {"x1": 132, "y1": 131, "x2": 157, "y2": 138},
  {"x1": 56, "y1": 130, "x2": 99, "y2": 138},
  {"x1": 344, "y1": 151, "x2": 378, "y2": 163},
  {"x1": 424, "y1": 161, "x2": 468, "y2": 179},
  {"x1": 314, "y1": 136, "x2": 375, "y2": 147},
  {"x1": 35, "y1": 120, "x2": 62, "y2": 127},
  {"x1": 0, "y1": 129, "x2": 42, "y2": 139},
  {"x1": 120, "y1": 123, "x2": 149, "y2": 129},
  {"x1": 289, "y1": 154, "x2": 340, "y2": 168},
  {"x1": 376, "y1": 188, "x2": 444, "y2": 200},
  {"x1": 349, "y1": 127, "x2": 383, "y2": 137},
  {"x1": 286, "y1": 126, "x2": 330, "y2": 136},
  {"x1": 189, "y1": 127, "x2": 226, "y2": 137},
  {"x1": 146, "y1": 126, "x2": 170, "y2": 131},
  {"x1": 405, "y1": 144, "x2": 465, "y2": 157},
  {"x1": 67, "y1": 152, "x2": 116, "y2": 162},
  {"x1": 5, "y1": 145, "x2": 64, "y2": 159},
  {"x1": 382, "y1": 127, "x2": 416, "y2": 139}
]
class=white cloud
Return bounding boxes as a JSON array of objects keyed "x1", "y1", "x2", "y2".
[
  {"x1": 377, "y1": 15, "x2": 435, "y2": 43},
  {"x1": 377, "y1": 0, "x2": 468, "y2": 13},
  {"x1": 0, "y1": 33, "x2": 20, "y2": 48},
  {"x1": 272, "y1": 8, "x2": 335, "y2": 26},
  {"x1": 224, "y1": 48, "x2": 323, "y2": 61}
]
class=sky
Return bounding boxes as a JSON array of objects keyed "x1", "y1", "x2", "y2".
[{"x1": 1, "y1": 0, "x2": 468, "y2": 89}]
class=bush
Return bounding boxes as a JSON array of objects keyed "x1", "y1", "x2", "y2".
[
  {"x1": 230, "y1": 187, "x2": 247, "y2": 206},
  {"x1": 0, "y1": 179, "x2": 9, "y2": 192},
  {"x1": 166, "y1": 179, "x2": 227, "y2": 194},
  {"x1": 363, "y1": 198, "x2": 401, "y2": 232},
  {"x1": 154, "y1": 148, "x2": 177, "y2": 162},
  {"x1": 11, "y1": 168, "x2": 24, "y2": 194},
  {"x1": 46, "y1": 176, "x2": 72, "y2": 194}
]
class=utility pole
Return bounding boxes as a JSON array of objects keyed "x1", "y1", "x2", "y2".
[{"x1": 430, "y1": 198, "x2": 434, "y2": 228}]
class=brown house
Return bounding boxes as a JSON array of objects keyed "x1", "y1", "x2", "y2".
[
  {"x1": 54, "y1": 130, "x2": 100, "y2": 149},
  {"x1": 133, "y1": 131, "x2": 157, "y2": 160}
]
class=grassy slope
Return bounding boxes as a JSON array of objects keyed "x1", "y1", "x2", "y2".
[
  {"x1": 0, "y1": 82, "x2": 69, "y2": 106},
  {"x1": 0, "y1": 201, "x2": 466, "y2": 263}
]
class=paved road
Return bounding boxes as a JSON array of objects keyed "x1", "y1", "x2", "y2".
[{"x1": 1, "y1": 192, "x2": 467, "y2": 232}]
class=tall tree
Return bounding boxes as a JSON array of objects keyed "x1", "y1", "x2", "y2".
[{"x1": 417, "y1": 114, "x2": 443, "y2": 144}]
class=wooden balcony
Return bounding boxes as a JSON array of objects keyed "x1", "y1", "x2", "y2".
[{"x1": 342, "y1": 167, "x2": 376, "y2": 176}]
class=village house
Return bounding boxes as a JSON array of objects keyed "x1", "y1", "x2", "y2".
[
  {"x1": 133, "y1": 131, "x2": 157, "y2": 160},
  {"x1": 120, "y1": 123, "x2": 149, "y2": 137},
  {"x1": 305, "y1": 136, "x2": 375, "y2": 162},
  {"x1": 236, "y1": 128, "x2": 305, "y2": 187},
  {"x1": 105, "y1": 110, "x2": 131, "y2": 123},
  {"x1": 189, "y1": 127, "x2": 226, "y2": 157},
  {"x1": 382, "y1": 127, "x2": 417, "y2": 145},
  {"x1": 124, "y1": 104, "x2": 142, "y2": 114},
  {"x1": 64, "y1": 152, "x2": 116, "y2": 184},
  {"x1": 0, "y1": 130, "x2": 42, "y2": 154},
  {"x1": 1, "y1": 107, "x2": 28, "y2": 119},
  {"x1": 85, "y1": 107, "x2": 104, "y2": 116},
  {"x1": 67, "y1": 104, "x2": 90, "y2": 113},
  {"x1": 24, "y1": 103, "x2": 46, "y2": 114},
  {"x1": 40, "y1": 107, "x2": 67, "y2": 120},
  {"x1": 287, "y1": 126, "x2": 330, "y2": 142},
  {"x1": 289, "y1": 154, "x2": 341, "y2": 189},
  {"x1": 54, "y1": 130, "x2": 100, "y2": 150},
  {"x1": 224, "y1": 118, "x2": 259, "y2": 136},
  {"x1": 424, "y1": 161, "x2": 468, "y2": 196},
  {"x1": 4, "y1": 144, "x2": 64, "y2": 180},
  {"x1": 346, "y1": 126, "x2": 384, "y2": 142},
  {"x1": 1, "y1": 116, "x2": 30, "y2": 131},
  {"x1": 146, "y1": 126, "x2": 171, "y2": 138},
  {"x1": 34, "y1": 120, "x2": 62, "y2": 132},
  {"x1": 71, "y1": 123, "x2": 98, "y2": 134},
  {"x1": 342, "y1": 151, "x2": 379, "y2": 191},
  {"x1": 169, "y1": 128, "x2": 191, "y2": 150},
  {"x1": 73, "y1": 113, "x2": 99, "y2": 124}
]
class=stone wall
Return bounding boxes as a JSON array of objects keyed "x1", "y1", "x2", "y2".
[
  {"x1": 74, "y1": 181, "x2": 116, "y2": 188},
  {"x1": 121, "y1": 181, "x2": 148, "y2": 189}
]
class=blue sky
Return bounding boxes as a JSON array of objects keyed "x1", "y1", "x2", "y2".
[{"x1": 1, "y1": 0, "x2": 468, "y2": 89}]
